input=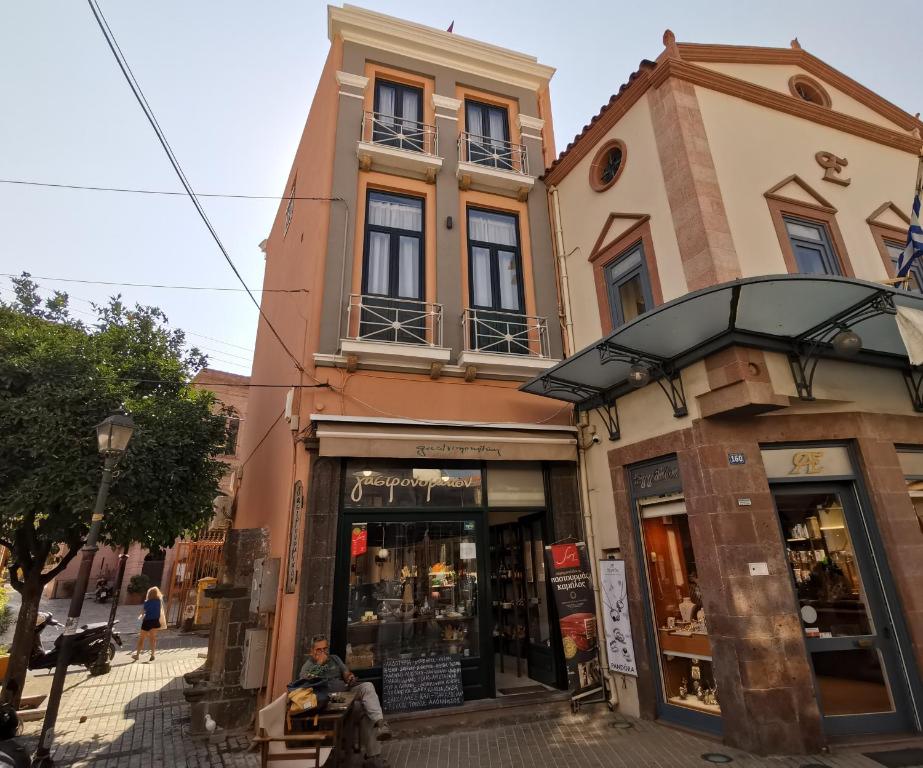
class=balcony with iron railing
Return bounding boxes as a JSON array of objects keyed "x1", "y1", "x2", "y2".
[
  {"x1": 340, "y1": 294, "x2": 451, "y2": 370},
  {"x1": 357, "y1": 112, "x2": 442, "y2": 181},
  {"x1": 456, "y1": 132, "x2": 535, "y2": 200},
  {"x1": 457, "y1": 308, "x2": 556, "y2": 377}
]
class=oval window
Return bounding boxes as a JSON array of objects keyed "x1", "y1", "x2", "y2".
[
  {"x1": 590, "y1": 140, "x2": 627, "y2": 192},
  {"x1": 788, "y1": 75, "x2": 831, "y2": 108}
]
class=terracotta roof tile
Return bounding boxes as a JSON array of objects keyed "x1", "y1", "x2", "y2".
[{"x1": 544, "y1": 59, "x2": 657, "y2": 178}]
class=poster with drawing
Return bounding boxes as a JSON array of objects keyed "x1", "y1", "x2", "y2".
[{"x1": 598, "y1": 559, "x2": 637, "y2": 676}]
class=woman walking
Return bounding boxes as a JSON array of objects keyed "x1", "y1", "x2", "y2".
[{"x1": 131, "y1": 586, "x2": 165, "y2": 662}]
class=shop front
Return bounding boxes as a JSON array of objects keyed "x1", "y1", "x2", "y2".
[
  {"x1": 521, "y1": 276, "x2": 923, "y2": 753},
  {"x1": 298, "y1": 417, "x2": 582, "y2": 711}
]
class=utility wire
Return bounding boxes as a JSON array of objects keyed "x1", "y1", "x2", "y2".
[
  {"x1": 0, "y1": 178, "x2": 340, "y2": 202},
  {"x1": 85, "y1": 0, "x2": 305, "y2": 374},
  {"x1": 1, "y1": 273, "x2": 308, "y2": 294}
]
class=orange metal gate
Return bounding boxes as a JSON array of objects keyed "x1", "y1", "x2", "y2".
[{"x1": 164, "y1": 534, "x2": 225, "y2": 627}]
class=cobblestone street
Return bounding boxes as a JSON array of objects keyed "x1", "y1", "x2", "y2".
[{"x1": 12, "y1": 645, "x2": 922, "y2": 767}]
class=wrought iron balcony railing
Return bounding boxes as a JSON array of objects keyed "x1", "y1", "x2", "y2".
[
  {"x1": 462, "y1": 308, "x2": 549, "y2": 358},
  {"x1": 361, "y1": 111, "x2": 439, "y2": 156},
  {"x1": 346, "y1": 294, "x2": 443, "y2": 347},
  {"x1": 458, "y1": 132, "x2": 529, "y2": 175}
]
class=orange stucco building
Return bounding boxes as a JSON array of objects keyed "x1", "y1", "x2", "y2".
[{"x1": 202, "y1": 5, "x2": 586, "y2": 729}]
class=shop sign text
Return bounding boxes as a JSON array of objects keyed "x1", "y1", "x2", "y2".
[
  {"x1": 415, "y1": 442, "x2": 502, "y2": 459},
  {"x1": 350, "y1": 473, "x2": 476, "y2": 505}
]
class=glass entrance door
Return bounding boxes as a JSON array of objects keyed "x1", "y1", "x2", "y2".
[
  {"x1": 773, "y1": 484, "x2": 914, "y2": 734},
  {"x1": 520, "y1": 513, "x2": 558, "y2": 687}
]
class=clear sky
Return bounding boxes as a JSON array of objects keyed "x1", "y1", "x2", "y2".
[{"x1": 3, "y1": 1, "x2": 920, "y2": 378}]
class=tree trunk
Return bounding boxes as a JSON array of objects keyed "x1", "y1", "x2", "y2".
[{"x1": 1, "y1": 570, "x2": 44, "y2": 709}]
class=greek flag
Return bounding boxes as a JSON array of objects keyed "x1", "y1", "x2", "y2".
[{"x1": 897, "y1": 156, "x2": 923, "y2": 278}]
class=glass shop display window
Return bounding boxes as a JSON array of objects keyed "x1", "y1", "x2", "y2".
[
  {"x1": 345, "y1": 520, "x2": 479, "y2": 671},
  {"x1": 639, "y1": 495, "x2": 720, "y2": 715},
  {"x1": 898, "y1": 450, "x2": 923, "y2": 535},
  {"x1": 777, "y1": 494, "x2": 871, "y2": 637}
]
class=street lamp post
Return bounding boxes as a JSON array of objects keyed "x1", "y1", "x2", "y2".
[{"x1": 32, "y1": 414, "x2": 134, "y2": 768}]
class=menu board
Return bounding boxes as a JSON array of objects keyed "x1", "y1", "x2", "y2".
[{"x1": 382, "y1": 655, "x2": 463, "y2": 713}]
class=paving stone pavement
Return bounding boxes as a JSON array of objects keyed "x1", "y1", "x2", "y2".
[{"x1": 14, "y1": 646, "x2": 920, "y2": 767}]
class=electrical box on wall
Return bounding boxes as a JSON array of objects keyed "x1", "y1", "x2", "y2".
[
  {"x1": 240, "y1": 628, "x2": 269, "y2": 690},
  {"x1": 250, "y1": 557, "x2": 281, "y2": 614}
]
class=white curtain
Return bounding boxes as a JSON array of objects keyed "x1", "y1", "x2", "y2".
[
  {"x1": 366, "y1": 232, "x2": 389, "y2": 295},
  {"x1": 398, "y1": 236, "x2": 420, "y2": 298},
  {"x1": 469, "y1": 210, "x2": 516, "y2": 246},
  {"x1": 488, "y1": 108, "x2": 506, "y2": 147},
  {"x1": 497, "y1": 250, "x2": 520, "y2": 310},
  {"x1": 378, "y1": 84, "x2": 395, "y2": 120},
  {"x1": 466, "y1": 103, "x2": 483, "y2": 137},
  {"x1": 368, "y1": 196, "x2": 422, "y2": 231},
  {"x1": 471, "y1": 247, "x2": 492, "y2": 307},
  {"x1": 401, "y1": 90, "x2": 419, "y2": 125}
]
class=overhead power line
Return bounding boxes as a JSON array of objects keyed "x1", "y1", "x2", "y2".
[
  {"x1": 85, "y1": 0, "x2": 306, "y2": 374},
  {"x1": 0, "y1": 178, "x2": 341, "y2": 202},
  {"x1": 0, "y1": 273, "x2": 308, "y2": 295}
]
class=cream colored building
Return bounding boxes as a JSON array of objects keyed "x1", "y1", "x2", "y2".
[{"x1": 527, "y1": 35, "x2": 923, "y2": 754}]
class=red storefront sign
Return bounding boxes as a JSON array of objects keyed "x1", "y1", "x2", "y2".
[{"x1": 350, "y1": 525, "x2": 368, "y2": 557}]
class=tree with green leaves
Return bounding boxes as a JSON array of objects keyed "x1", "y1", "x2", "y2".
[{"x1": 0, "y1": 274, "x2": 229, "y2": 706}]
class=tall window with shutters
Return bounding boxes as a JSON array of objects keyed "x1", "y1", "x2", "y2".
[
  {"x1": 361, "y1": 190, "x2": 426, "y2": 344},
  {"x1": 466, "y1": 207, "x2": 529, "y2": 355},
  {"x1": 373, "y1": 79, "x2": 424, "y2": 153},
  {"x1": 464, "y1": 100, "x2": 512, "y2": 170}
]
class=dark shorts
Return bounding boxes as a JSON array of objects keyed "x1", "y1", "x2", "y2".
[{"x1": 140, "y1": 619, "x2": 160, "y2": 632}]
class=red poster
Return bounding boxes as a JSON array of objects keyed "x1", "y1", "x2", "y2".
[
  {"x1": 351, "y1": 525, "x2": 368, "y2": 557},
  {"x1": 550, "y1": 543, "x2": 579, "y2": 569}
]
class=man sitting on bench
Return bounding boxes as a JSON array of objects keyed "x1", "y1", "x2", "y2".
[{"x1": 299, "y1": 635, "x2": 392, "y2": 766}]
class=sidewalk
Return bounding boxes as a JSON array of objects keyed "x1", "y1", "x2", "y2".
[{"x1": 14, "y1": 645, "x2": 923, "y2": 768}]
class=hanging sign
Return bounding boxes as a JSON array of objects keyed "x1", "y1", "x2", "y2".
[
  {"x1": 350, "y1": 525, "x2": 368, "y2": 557},
  {"x1": 544, "y1": 542, "x2": 601, "y2": 694},
  {"x1": 598, "y1": 559, "x2": 637, "y2": 676},
  {"x1": 285, "y1": 481, "x2": 303, "y2": 593}
]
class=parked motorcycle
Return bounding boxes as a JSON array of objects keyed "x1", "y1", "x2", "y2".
[
  {"x1": 94, "y1": 578, "x2": 114, "y2": 603},
  {"x1": 0, "y1": 703, "x2": 29, "y2": 768},
  {"x1": 29, "y1": 612, "x2": 122, "y2": 672}
]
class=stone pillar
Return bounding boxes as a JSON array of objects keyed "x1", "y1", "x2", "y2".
[
  {"x1": 185, "y1": 527, "x2": 269, "y2": 731},
  {"x1": 293, "y1": 454, "x2": 341, "y2": 675},
  {"x1": 648, "y1": 72, "x2": 740, "y2": 291},
  {"x1": 680, "y1": 422, "x2": 823, "y2": 754},
  {"x1": 855, "y1": 437, "x2": 923, "y2": 673}
]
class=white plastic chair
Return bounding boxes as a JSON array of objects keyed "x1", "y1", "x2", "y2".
[{"x1": 255, "y1": 693, "x2": 333, "y2": 768}]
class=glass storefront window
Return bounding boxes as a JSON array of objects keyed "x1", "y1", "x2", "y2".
[
  {"x1": 345, "y1": 521, "x2": 479, "y2": 670},
  {"x1": 638, "y1": 495, "x2": 720, "y2": 716},
  {"x1": 344, "y1": 461, "x2": 482, "y2": 508},
  {"x1": 898, "y1": 450, "x2": 923, "y2": 535},
  {"x1": 776, "y1": 492, "x2": 872, "y2": 637}
]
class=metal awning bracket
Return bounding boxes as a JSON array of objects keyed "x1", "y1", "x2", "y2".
[
  {"x1": 592, "y1": 399, "x2": 620, "y2": 441},
  {"x1": 540, "y1": 375, "x2": 601, "y2": 402},
  {"x1": 789, "y1": 291, "x2": 897, "y2": 401},
  {"x1": 904, "y1": 368, "x2": 923, "y2": 413},
  {"x1": 655, "y1": 370, "x2": 689, "y2": 418}
]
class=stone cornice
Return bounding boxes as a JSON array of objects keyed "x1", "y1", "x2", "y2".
[
  {"x1": 432, "y1": 94, "x2": 462, "y2": 112},
  {"x1": 518, "y1": 114, "x2": 545, "y2": 131},
  {"x1": 328, "y1": 5, "x2": 555, "y2": 92},
  {"x1": 336, "y1": 70, "x2": 369, "y2": 91}
]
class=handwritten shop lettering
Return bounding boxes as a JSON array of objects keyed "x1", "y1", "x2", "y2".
[
  {"x1": 415, "y1": 443, "x2": 502, "y2": 459},
  {"x1": 550, "y1": 571, "x2": 591, "y2": 592},
  {"x1": 631, "y1": 462, "x2": 679, "y2": 490},
  {"x1": 350, "y1": 473, "x2": 476, "y2": 504}
]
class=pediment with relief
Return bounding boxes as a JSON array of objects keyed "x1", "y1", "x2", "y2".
[
  {"x1": 866, "y1": 201, "x2": 910, "y2": 232},
  {"x1": 764, "y1": 174, "x2": 835, "y2": 211},
  {"x1": 589, "y1": 212, "x2": 651, "y2": 262}
]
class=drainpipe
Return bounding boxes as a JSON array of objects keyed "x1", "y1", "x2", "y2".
[
  {"x1": 548, "y1": 185, "x2": 575, "y2": 356},
  {"x1": 549, "y1": 184, "x2": 619, "y2": 708},
  {"x1": 578, "y1": 419, "x2": 620, "y2": 710}
]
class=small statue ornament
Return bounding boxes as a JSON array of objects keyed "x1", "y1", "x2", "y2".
[{"x1": 678, "y1": 678, "x2": 688, "y2": 700}]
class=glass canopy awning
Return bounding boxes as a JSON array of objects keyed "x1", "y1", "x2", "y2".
[{"x1": 521, "y1": 275, "x2": 923, "y2": 433}]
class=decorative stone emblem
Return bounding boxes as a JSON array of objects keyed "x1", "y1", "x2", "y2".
[
  {"x1": 789, "y1": 450, "x2": 825, "y2": 475},
  {"x1": 815, "y1": 151, "x2": 851, "y2": 186}
]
